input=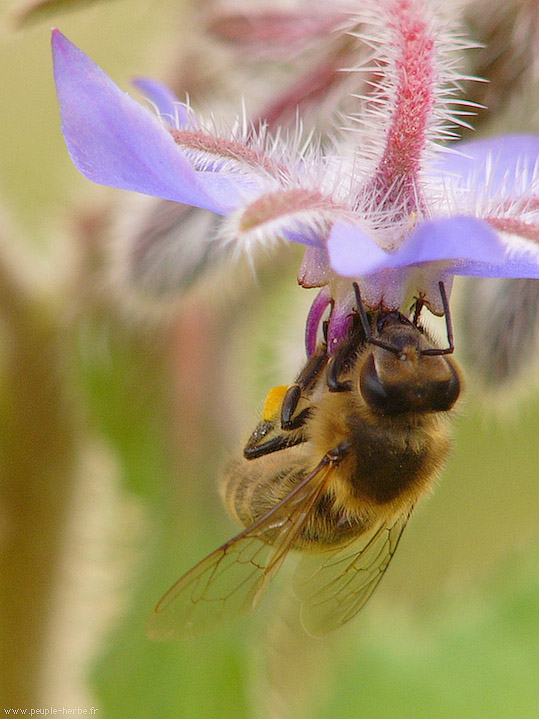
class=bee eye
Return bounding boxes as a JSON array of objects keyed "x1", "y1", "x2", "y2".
[
  {"x1": 360, "y1": 354, "x2": 461, "y2": 415},
  {"x1": 429, "y1": 360, "x2": 461, "y2": 412},
  {"x1": 359, "y1": 354, "x2": 395, "y2": 414}
]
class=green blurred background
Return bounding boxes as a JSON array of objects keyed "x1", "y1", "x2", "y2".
[{"x1": 0, "y1": 1, "x2": 537, "y2": 717}]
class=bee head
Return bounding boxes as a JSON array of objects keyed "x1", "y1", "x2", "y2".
[{"x1": 359, "y1": 322, "x2": 461, "y2": 416}]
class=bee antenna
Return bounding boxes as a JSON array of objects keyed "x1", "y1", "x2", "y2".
[
  {"x1": 322, "y1": 299, "x2": 335, "y2": 345},
  {"x1": 352, "y1": 283, "x2": 406, "y2": 359},
  {"x1": 421, "y1": 281, "x2": 455, "y2": 356},
  {"x1": 352, "y1": 283, "x2": 371, "y2": 336}
]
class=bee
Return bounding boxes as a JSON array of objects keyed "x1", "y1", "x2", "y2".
[{"x1": 147, "y1": 282, "x2": 461, "y2": 640}]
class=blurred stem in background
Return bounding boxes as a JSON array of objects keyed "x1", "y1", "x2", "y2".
[{"x1": 0, "y1": 216, "x2": 81, "y2": 706}]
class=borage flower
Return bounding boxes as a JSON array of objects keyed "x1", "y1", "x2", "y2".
[{"x1": 51, "y1": 0, "x2": 539, "y2": 355}]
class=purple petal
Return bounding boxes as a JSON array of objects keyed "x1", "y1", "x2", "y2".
[
  {"x1": 466, "y1": 238, "x2": 539, "y2": 279},
  {"x1": 282, "y1": 227, "x2": 325, "y2": 247},
  {"x1": 329, "y1": 216, "x2": 539, "y2": 280},
  {"x1": 132, "y1": 77, "x2": 195, "y2": 128},
  {"x1": 194, "y1": 171, "x2": 258, "y2": 210},
  {"x1": 52, "y1": 30, "x2": 235, "y2": 214},
  {"x1": 389, "y1": 217, "x2": 539, "y2": 278},
  {"x1": 326, "y1": 222, "x2": 389, "y2": 275},
  {"x1": 386, "y1": 216, "x2": 506, "y2": 268},
  {"x1": 432, "y1": 135, "x2": 539, "y2": 197}
]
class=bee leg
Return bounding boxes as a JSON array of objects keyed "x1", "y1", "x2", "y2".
[
  {"x1": 327, "y1": 313, "x2": 366, "y2": 393},
  {"x1": 327, "y1": 283, "x2": 389, "y2": 392},
  {"x1": 326, "y1": 440, "x2": 351, "y2": 465},
  {"x1": 420, "y1": 281, "x2": 455, "y2": 356},
  {"x1": 353, "y1": 283, "x2": 408, "y2": 359},
  {"x1": 281, "y1": 399, "x2": 312, "y2": 430},
  {"x1": 327, "y1": 354, "x2": 352, "y2": 393},
  {"x1": 243, "y1": 433, "x2": 306, "y2": 460},
  {"x1": 322, "y1": 314, "x2": 331, "y2": 343},
  {"x1": 280, "y1": 348, "x2": 327, "y2": 430}
]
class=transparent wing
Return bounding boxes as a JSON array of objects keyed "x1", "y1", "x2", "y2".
[
  {"x1": 147, "y1": 456, "x2": 335, "y2": 640},
  {"x1": 293, "y1": 511, "x2": 411, "y2": 637}
]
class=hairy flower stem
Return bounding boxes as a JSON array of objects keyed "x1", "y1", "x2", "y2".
[{"x1": 361, "y1": 0, "x2": 435, "y2": 219}]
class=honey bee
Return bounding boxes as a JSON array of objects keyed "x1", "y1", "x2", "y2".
[{"x1": 147, "y1": 282, "x2": 461, "y2": 640}]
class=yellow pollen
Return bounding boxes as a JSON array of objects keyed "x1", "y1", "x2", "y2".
[
  {"x1": 262, "y1": 385, "x2": 289, "y2": 421},
  {"x1": 407, "y1": 211, "x2": 418, "y2": 230}
]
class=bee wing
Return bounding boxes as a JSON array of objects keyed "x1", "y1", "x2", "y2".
[
  {"x1": 293, "y1": 511, "x2": 411, "y2": 637},
  {"x1": 147, "y1": 455, "x2": 335, "y2": 640}
]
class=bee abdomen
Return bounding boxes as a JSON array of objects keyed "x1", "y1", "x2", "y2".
[{"x1": 220, "y1": 453, "x2": 370, "y2": 550}]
